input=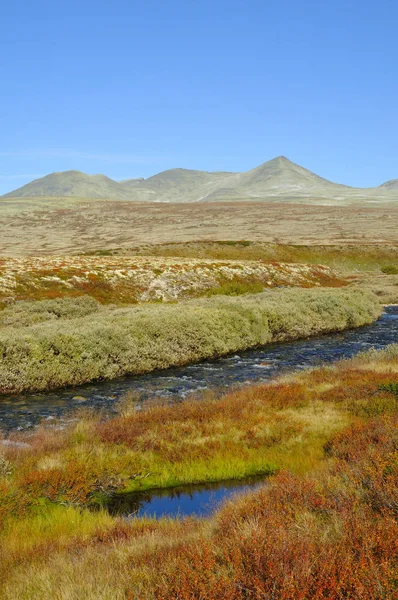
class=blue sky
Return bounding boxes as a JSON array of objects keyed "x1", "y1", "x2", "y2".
[{"x1": 1, "y1": 0, "x2": 397, "y2": 194}]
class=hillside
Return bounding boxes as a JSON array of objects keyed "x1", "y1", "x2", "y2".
[
  {"x1": 119, "y1": 168, "x2": 236, "y2": 202},
  {"x1": 379, "y1": 179, "x2": 398, "y2": 190},
  {"x1": 2, "y1": 156, "x2": 398, "y2": 203},
  {"x1": 200, "y1": 156, "x2": 350, "y2": 201},
  {"x1": 2, "y1": 170, "x2": 134, "y2": 200}
]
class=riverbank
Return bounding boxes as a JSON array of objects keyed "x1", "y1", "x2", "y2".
[
  {"x1": 0, "y1": 345, "x2": 396, "y2": 598},
  {"x1": 0, "y1": 288, "x2": 380, "y2": 395},
  {"x1": 2, "y1": 303, "x2": 396, "y2": 432}
]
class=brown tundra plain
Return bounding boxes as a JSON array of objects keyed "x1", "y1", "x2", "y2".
[{"x1": 0, "y1": 211, "x2": 397, "y2": 598}]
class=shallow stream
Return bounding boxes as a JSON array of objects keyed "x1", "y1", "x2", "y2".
[{"x1": 0, "y1": 306, "x2": 397, "y2": 431}]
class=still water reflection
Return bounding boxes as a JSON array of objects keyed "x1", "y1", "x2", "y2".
[{"x1": 108, "y1": 476, "x2": 266, "y2": 519}]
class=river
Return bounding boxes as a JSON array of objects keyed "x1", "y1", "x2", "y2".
[{"x1": 0, "y1": 306, "x2": 397, "y2": 431}]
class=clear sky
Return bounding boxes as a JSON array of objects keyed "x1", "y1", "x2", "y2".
[{"x1": 1, "y1": 0, "x2": 397, "y2": 194}]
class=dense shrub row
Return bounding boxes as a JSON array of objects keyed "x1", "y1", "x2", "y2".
[
  {"x1": 0, "y1": 288, "x2": 380, "y2": 394},
  {"x1": 0, "y1": 295, "x2": 100, "y2": 328}
]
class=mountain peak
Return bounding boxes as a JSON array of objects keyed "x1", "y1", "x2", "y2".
[
  {"x1": 254, "y1": 156, "x2": 301, "y2": 172},
  {"x1": 55, "y1": 170, "x2": 83, "y2": 176},
  {"x1": 268, "y1": 155, "x2": 294, "y2": 164}
]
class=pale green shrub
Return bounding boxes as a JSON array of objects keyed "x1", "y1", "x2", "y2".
[
  {"x1": 0, "y1": 296, "x2": 100, "y2": 328},
  {"x1": 381, "y1": 265, "x2": 398, "y2": 275},
  {"x1": 0, "y1": 454, "x2": 12, "y2": 477},
  {"x1": 356, "y1": 344, "x2": 398, "y2": 363},
  {"x1": 0, "y1": 289, "x2": 381, "y2": 394}
]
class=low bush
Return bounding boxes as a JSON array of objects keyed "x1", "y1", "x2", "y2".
[
  {"x1": 217, "y1": 240, "x2": 252, "y2": 247},
  {"x1": 205, "y1": 278, "x2": 264, "y2": 296},
  {"x1": 381, "y1": 265, "x2": 398, "y2": 274},
  {"x1": 0, "y1": 296, "x2": 100, "y2": 328},
  {"x1": 0, "y1": 455, "x2": 12, "y2": 478},
  {"x1": 154, "y1": 416, "x2": 397, "y2": 599},
  {"x1": 379, "y1": 381, "x2": 398, "y2": 396},
  {"x1": 348, "y1": 394, "x2": 397, "y2": 417}
]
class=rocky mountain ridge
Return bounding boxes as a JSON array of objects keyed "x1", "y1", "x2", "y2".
[{"x1": 2, "y1": 156, "x2": 397, "y2": 203}]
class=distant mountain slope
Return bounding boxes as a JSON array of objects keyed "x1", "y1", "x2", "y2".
[
  {"x1": 379, "y1": 179, "x2": 398, "y2": 190},
  {"x1": 119, "y1": 177, "x2": 144, "y2": 185},
  {"x1": 120, "y1": 168, "x2": 236, "y2": 202},
  {"x1": 2, "y1": 157, "x2": 398, "y2": 204},
  {"x1": 236, "y1": 156, "x2": 349, "y2": 191},
  {"x1": 200, "y1": 156, "x2": 350, "y2": 201},
  {"x1": 2, "y1": 170, "x2": 133, "y2": 200}
]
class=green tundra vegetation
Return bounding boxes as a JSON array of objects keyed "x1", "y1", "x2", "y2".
[
  {"x1": 381, "y1": 264, "x2": 398, "y2": 275},
  {"x1": 0, "y1": 345, "x2": 396, "y2": 598},
  {"x1": 0, "y1": 295, "x2": 100, "y2": 328},
  {"x1": 0, "y1": 287, "x2": 380, "y2": 394},
  {"x1": 0, "y1": 242, "x2": 396, "y2": 598},
  {"x1": 117, "y1": 241, "x2": 398, "y2": 272},
  {"x1": 82, "y1": 241, "x2": 398, "y2": 304}
]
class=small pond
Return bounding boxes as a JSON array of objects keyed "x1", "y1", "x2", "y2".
[{"x1": 107, "y1": 475, "x2": 266, "y2": 519}]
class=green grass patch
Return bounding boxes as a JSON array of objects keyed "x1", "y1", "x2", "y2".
[
  {"x1": 205, "y1": 279, "x2": 264, "y2": 297},
  {"x1": 381, "y1": 265, "x2": 398, "y2": 274},
  {"x1": 123, "y1": 241, "x2": 398, "y2": 272},
  {"x1": 379, "y1": 381, "x2": 398, "y2": 396}
]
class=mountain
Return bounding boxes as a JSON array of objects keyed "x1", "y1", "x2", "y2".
[
  {"x1": 2, "y1": 170, "x2": 133, "y2": 200},
  {"x1": 199, "y1": 156, "x2": 350, "y2": 201},
  {"x1": 120, "y1": 168, "x2": 236, "y2": 202},
  {"x1": 2, "y1": 157, "x2": 398, "y2": 204},
  {"x1": 119, "y1": 177, "x2": 144, "y2": 184},
  {"x1": 3, "y1": 167, "x2": 237, "y2": 202}
]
